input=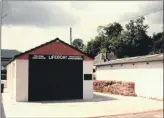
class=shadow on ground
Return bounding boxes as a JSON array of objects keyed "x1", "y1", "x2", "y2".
[
  {"x1": 1, "y1": 103, "x2": 6, "y2": 118},
  {"x1": 29, "y1": 93, "x2": 119, "y2": 104}
]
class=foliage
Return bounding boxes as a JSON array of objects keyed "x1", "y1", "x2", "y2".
[
  {"x1": 86, "y1": 39, "x2": 102, "y2": 56},
  {"x1": 151, "y1": 32, "x2": 164, "y2": 53},
  {"x1": 82, "y1": 44, "x2": 87, "y2": 53},
  {"x1": 75, "y1": 16, "x2": 163, "y2": 58},
  {"x1": 97, "y1": 22, "x2": 123, "y2": 38},
  {"x1": 87, "y1": 16, "x2": 163, "y2": 58},
  {"x1": 108, "y1": 33, "x2": 128, "y2": 58},
  {"x1": 123, "y1": 17, "x2": 152, "y2": 57},
  {"x1": 72, "y1": 38, "x2": 84, "y2": 51}
]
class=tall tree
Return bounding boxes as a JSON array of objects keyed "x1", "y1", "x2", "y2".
[
  {"x1": 124, "y1": 16, "x2": 152, "y2": 57},
  {"x1": 97, "y1": 22, "x2": 123, "y2": 38},
  {"x1": 151, "y1": 31, "x2": 164, "y2": 53},
  {"x1": 82, "y1": 45, "x2": 87, "y2": 53},
  {"x1": 97, "y1": 22, "x2": 124, "y2": 58},
  {"x1": 72, "y1": 38, "x2": 84, "y2": 51},
  {"x1": 108, "y1": 33, "x2": 128, "y2": 58},
  {"x1": 87, "y1": 16, "x2": 161, "y2": 58},
  {"x1": 86, "y1": 37, "x2": 101, "y2": 57}
]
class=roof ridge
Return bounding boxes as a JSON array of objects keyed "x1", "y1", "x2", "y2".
[{"x1": 6, "y1": 38, "x2": 94, "y2": 66}]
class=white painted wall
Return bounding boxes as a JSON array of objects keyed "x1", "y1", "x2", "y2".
[
  {"x1": 6, "y1": 64, "x2": 10, "y2": 92},
  {"x1": 7, "y1": 59, "x2": 93, "y2": 102},
  {"x1": 12, "y1": 61, "x2": 16, "y2": 101},
  {"x1": 83, "y1": 61, "x2": 93, "y2": 100},
  {"x1": 96, "y1": 61, "x2": 163, "y2": 99},
  {"x1": 15, "y1": 59, "x2": 29, "y2": 102},
  {"x1": 6, "y1": 60, "x2": 17, "y2": 101}
]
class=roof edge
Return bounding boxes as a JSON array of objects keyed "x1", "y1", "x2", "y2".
[
  {"x1": 6, "y1": 38, "x2": 94, "y2": 66},
  {"x1": 94, "y1": 57, "x2": 163, "y2": 66}
]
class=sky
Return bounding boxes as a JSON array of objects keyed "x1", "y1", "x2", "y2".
[{"x1": 1, "y1": 1, "x2": 163, "y2": 52}]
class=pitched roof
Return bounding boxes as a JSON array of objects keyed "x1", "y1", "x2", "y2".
[
  {"x1": 1, "y1": 60, "x2": 11, "y2": 67},
  {"x1": 95, "y1": 53, "x2": 163, "y2": 66},
  {"x1": 7, "y1": 38, "x2": 94, "y2": 65},
  {"x1": 1, "y1": 49, "x2": 21, "y2": 58}
]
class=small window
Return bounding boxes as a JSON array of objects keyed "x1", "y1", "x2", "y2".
[
  {"x1": 93, "y1": 69, "x2": 96, "y2": 73},
  {"x1": 84, "y1": 74, "x2": 92, "y2": 80}
]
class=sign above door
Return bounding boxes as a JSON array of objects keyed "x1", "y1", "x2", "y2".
[{"x1": 29, "y1": 55, "x2": 84, "y2": 60}]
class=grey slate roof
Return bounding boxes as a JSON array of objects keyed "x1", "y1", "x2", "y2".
[
  {"x1": 94, "y1": 53, "x2": 163, "y2": 66},
  {"x1": 1, "y1": 60, "x2": 11, "y2": 67},
  {"x1": 1, "y1": 49, "x2": 21, "y2": 58},
  {"x1": 1, "y1": 49, "x2": 21, "y2": 67}
]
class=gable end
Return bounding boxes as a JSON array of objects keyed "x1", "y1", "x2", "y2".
[{"x1": 13, "y1": 38, "x2": 94, "y2": 61}]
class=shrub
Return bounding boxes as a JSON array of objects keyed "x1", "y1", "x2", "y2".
[{"x1": 93, "y1": 80, "x2": 135, "y2": 96}]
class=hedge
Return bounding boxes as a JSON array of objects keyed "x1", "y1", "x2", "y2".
[{"x1": 93, "y1": 80, "x2": 136, "y2": 96}]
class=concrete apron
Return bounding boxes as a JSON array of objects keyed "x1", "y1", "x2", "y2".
[{"x1": 2, "y1": 92, "x2": 163, "y2": 118}]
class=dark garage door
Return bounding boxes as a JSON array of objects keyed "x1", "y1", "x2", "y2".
[{"x1": 28, "y1": 55, "x2": 83, "y2": 101}]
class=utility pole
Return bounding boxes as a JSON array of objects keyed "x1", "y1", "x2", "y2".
[{"x1": 70, "y1": 27, "x2": 72, "y2": 45}]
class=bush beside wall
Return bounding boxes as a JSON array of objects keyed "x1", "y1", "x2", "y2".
[{"x1": 93, "y1": 80, "x2": 136, "y2": 96}]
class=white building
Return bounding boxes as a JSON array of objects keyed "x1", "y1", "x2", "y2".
[
  {"x1": 94, "y1": 54, "x2": 163, "y2": 99},
  {"x1": 6, "y1": 38, "x2": 93, "y2": 102}
]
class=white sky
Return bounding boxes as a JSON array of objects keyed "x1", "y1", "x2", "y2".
[{"x1": 1, "y1": 1, "x2": 163, "y2": 52}]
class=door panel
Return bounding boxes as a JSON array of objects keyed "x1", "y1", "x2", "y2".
[{"x1": 28, "y1": 55, "x2": 83, "y2": 101}]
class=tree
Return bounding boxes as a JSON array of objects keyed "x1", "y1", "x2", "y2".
[
  {"x1": 97, "y1": 22, "x2": 123, "y2": 38},
  {"x1": 108, "y1": 33, "x2": 128, "y2": 58},
  {"x1": 104, "y1": 16, "x2": 152, "y2": 58},
  {"x1": 86, "y1": 35, "x2": 107, "y2": 57},
  {"x1": 82, "y1": 44, "x2": 87, "y2": 53},
  {"x1": 87, "y1": 22, "x2": 123, "y2": 58},
  {"x1": 151, "y1": 32, "x2": 164, "y2": 53},
  {"x1": 123, "y1": 16, "x2": 152, "y2": 57},
  {"x1": 86, "y1": 38, "x2": 101, "y2": 57},
  {"x1": 72, "y1": 38, "x2": 84, "y2": 51},
  {"x1": 97, "y1": 22, "x2": 124, "y2": 58},
  {"x1": 86, "y1": 16, "x2": 161, "y2": 58}
]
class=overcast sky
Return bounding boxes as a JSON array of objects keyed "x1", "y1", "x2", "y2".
[{"x1": 1, "y1": 1, "x2": 163, "y2": 52}]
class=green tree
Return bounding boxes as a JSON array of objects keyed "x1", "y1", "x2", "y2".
[
  {"x1": 86, "y1": 16, "x2": 161, "y2": 58},
  {"x1": 86, "y1": 22, "x2": 123, "y2": 58},
  {"x1": 97, "y1": 22, "x2": 124, "y2": 58},
  {"x1": 97, "y1": 22, "x2": 123, "y2": 38},
  {"x1": 86, "y1": 35, "x2": 108, "y2": 57},
  {"x1": 123, "y1": 16, "x2": 152, "y2": 57},
  {"x1": 82, "y1": 44, "x2": 87, "y2": 53},
  {"x1": 151, "y1": 31, "x2": 164, "y2": 53},
  {"x1": 86, "y1": 38, "x2": 100, "y2": 57},
  {"x1": 72, "y1": 38, "x2": 84, "y2": 51},
  {"x1": 108, "y1": 33, "x2": 128, "y2": 58}
]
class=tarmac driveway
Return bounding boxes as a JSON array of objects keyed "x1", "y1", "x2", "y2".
[{"x1": 2, "y1": 92, "x2": 163, "y2": 118}]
